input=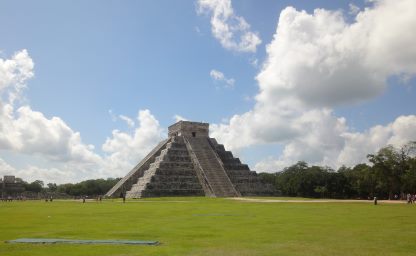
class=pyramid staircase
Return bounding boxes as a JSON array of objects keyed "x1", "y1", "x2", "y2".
[
  {"x1": 125, "y1": 136, "x2": 204, "y2": 198},
  {"x1": 184, "y1": 137, "x2": 240, "y2": 197},
  {"x1": 105, "y1": 139, "x2": 169, "y2": 198}
]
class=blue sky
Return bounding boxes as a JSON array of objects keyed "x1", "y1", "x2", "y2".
[{"x1": 0, "y1": 0, "x2": 415, "y2": 183}]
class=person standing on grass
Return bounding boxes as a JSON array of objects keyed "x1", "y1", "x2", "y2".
[{"x1": 407, "y1": 193, "x2": 412, "y2": 204}]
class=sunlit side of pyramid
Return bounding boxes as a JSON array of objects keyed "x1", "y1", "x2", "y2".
[{"x1": 106, "y1": 121, "x2": 275, "y2": 198}]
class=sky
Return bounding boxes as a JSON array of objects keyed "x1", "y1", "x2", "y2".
[{"x1": 0, "y1": 0, "x2": 415, "y2": 184}]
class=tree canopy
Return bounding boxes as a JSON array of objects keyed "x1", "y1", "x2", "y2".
[
  {"x1": 259, "y1": 142, "x2": 416, "y2": 199},
  {"x1": 23, "y1": 178, "x2": 120, "y2": 197}
]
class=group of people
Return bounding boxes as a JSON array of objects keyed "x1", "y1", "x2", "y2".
[
  {"x1": 81, "y1": 195, "x2": 103, "y2": 203},
  {"x1": 1, "y1": 195, "x2": 26, "y2": 201},
  {"x1": 406, "y1": 193, "x2": 416, "y2": 204}
]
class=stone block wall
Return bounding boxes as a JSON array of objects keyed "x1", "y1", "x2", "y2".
[
  {"x1": 128, "y1": 136, "x2": 205, "y2": 198},
  {"x1": 209, "y1": 138, "x2": 275, "y2": 196},
  {"x1": 168, "y1": 121, "x2": 209, "y2": 138}
]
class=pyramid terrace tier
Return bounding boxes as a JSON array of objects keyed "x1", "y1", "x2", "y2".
[
  {"x1": 107, "y1": 121, "x2": 276, "y2": 198},
  {"x1": 209, "y1": 138, "x2": 275, "y2": 196}
]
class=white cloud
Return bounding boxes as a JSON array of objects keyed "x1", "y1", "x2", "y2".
[
  {"x1": 210, "y1": 69, "x2": 235, "y2": 88},
  {"x1": 109, "y1": 110, "x2": 136, "y2": 128},
  {"x1": 1, "y1": 105, "x2": 101, "y2": 164},
  {"x1": 0, "y1": 49, "x2": 34, "y2": 104},
  {"x1": 0, "y1": 50, "x2": 165, "y2": 183},
  {"x1": 0, "y1": 108, "x2": 165, "y2": 183},
  {"x1": 101, "y1": 109, "x2": 165, "y2": 178},
  {"x1": 256, "y1": 0, "x2": 416, "y2": 108},
  {"x1": 197, "y1": 0, "x2": 261, "y2": 52},
  {"x1": 119, "y1": 115, "x2": 135, "y2": 128},
  {"x1": 212, "y1": 0, "x2": 416, "y2": 171},
  {"x1": 255, "y1": 114, "x2": 416, "y2": 172},
  {"x1": 348, "y1": 3, "x2": 360, "y2": 15},
  {"x1": 337, "y1": 115, "x2": 416, "y2": 166},
  {"x1": 0, "y1": 50, "x2": 100, "y2": 165},
  {"x1": 0, "y1": 156, "x2": 94, "y2": 184},
  {"x1": 0, "y1": 157, "x2": 15, "y2": 174},
  {"x1": 173, "y1": 114, "x2": 188, "y2": 122},
  {"x1": 18, "y1": 166, "x2": 77, "y2": 184}
]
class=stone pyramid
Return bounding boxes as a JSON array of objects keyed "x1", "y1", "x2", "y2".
[{"x1": 106, "y1": 121, "x2": 274, "y2": 198}]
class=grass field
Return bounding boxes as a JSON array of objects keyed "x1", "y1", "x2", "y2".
[{"x1": 1, "y1": 197, "x2": 415, "y2": 255}]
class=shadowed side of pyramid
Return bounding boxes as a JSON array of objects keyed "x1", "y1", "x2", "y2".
[{"x1": 106, "y1": 121, "x2": 275, "y2": 198}]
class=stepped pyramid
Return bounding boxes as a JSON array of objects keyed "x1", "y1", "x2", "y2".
[{"x1": 106, "y1": 121, "x2": 274, "y2": 198}]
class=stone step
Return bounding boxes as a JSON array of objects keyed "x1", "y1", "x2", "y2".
[
  {"x1": 126, "y1": 137, "x2": 204, "y2": 198},
  {"x1": 186, "y1": 137, "x2": 239, "y2": 197}
]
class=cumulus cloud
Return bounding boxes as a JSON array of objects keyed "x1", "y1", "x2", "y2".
[
  {"x1": 0, "y1": 109, "x2": 165, "y2": 183},
  {"x1": 101, "y1": 109, "x2": 165, "y2": 178},
  {"x1": 0, "y1": 105, "x2": 101, "y2": 164},
  {"x1": 0, "y1": 156, "x2": 91, "y2": 184},
  {"x1": 210, "y1": 69, "x2": 235, "y2": 88},
  {"x1": 0, "y1": 50, "x2": 106, "y2": 183},
  {"x1": 0, "y1": 50, "x2": 100, "y2": 164},
  {"x1": 0, "y1": 49, "x2": 34, "y2": 103},
  {"x1": 212, "y1": 0, "x2": 416, "y2": 171},
  {"x1": 0, "y1": 50, "x2": 165, "y2": 183},
  {"x1": 197, "y1": 0, "x2": 261, "y2": 52},
  {"x1": 255, "y1": 0, "x2": 416, "y2": 109},
  {"x1": 0, "y1": 157, "x2": 15, "y2": 174},
  {"x1": 337, "y1": 115, "x2": 416, "y2": 166},
  {"x1": 255, "y1": 114, "x2": 416, "y2": 171}
]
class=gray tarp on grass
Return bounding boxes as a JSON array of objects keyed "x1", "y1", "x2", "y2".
[{"x1": 6, "y1": 238, "x2": 159, "y2": 245}]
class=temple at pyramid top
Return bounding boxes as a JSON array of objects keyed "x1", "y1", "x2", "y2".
[
  {"x1": 106, "y1": 121, "x2": 274, "y2": 198},
  {"x1": 168, "y1": 121, "x2": 209, "y2": 138}
]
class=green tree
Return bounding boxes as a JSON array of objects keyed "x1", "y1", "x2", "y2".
[
  {"x1": 314, "y1": 186, "x2": 327, "y2": 198},
  {"x1": 400, "y1": 142, "x2": 416, "y2": 193},
  {"x1": 25, "y1": 180, "x2": 44, "y2": 193},
  {"x1": 367, "y1": 142, "x2": 416, "y2": 199},
  {"x1": 47, "y1": 183, "x2": 57, "y2": 192}
]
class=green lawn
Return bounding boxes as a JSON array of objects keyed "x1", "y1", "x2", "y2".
[{"x1": 1, "y1": 197, "x2": 415, "y2": 255}]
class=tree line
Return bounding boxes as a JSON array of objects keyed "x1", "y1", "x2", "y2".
[
  {"x1": 259, "y1": 142, "x2": 416, "y2": 199},
  {"x1": 23, "y1": 178, "x2": 120, "y2": 197}
]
